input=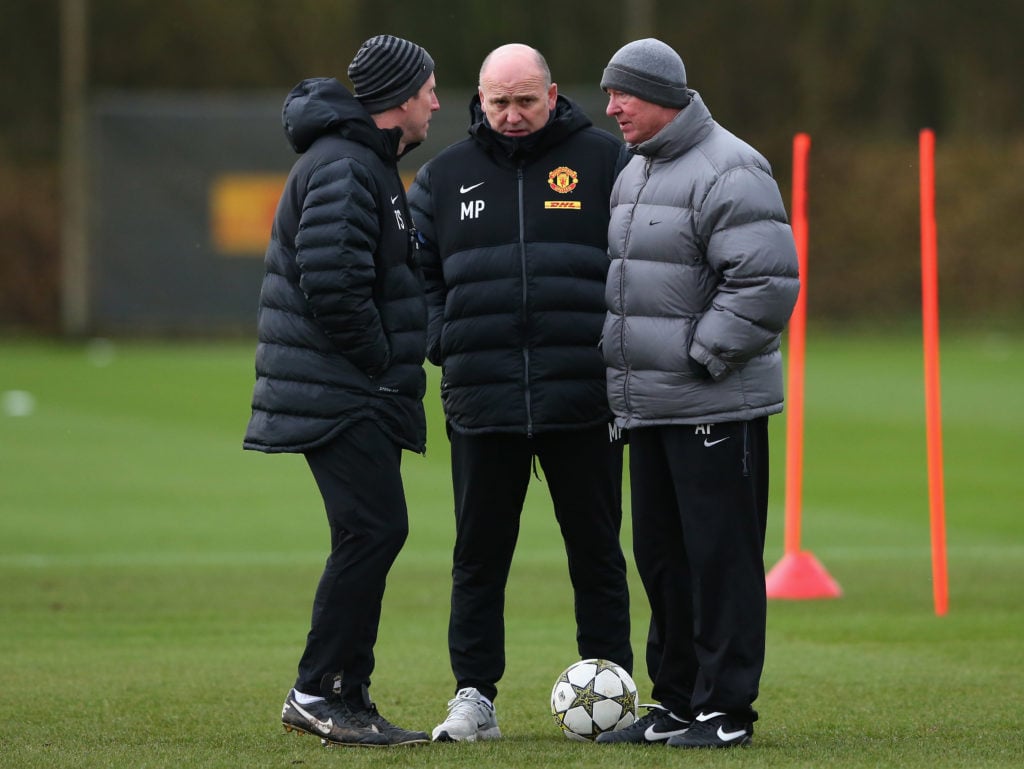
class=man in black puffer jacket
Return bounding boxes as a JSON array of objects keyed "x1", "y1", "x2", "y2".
[
  {"x1": 408, "y1": 43, "x2": 632, "y2": 742},
  {"x1": 243, "y1": 35, "x2": 438, "y2": 748}
]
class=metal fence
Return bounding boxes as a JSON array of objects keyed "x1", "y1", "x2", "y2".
[{"x1": 87, "y1": 87, "x2": 610, "y2": 334}]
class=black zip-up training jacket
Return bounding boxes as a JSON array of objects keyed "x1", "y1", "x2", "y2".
[{"x1": 408, "y1": 94, "x2": 625, "y2": 436}]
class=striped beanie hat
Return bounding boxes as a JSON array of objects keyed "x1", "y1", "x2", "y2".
[{"x1": 347, "y1": 34, "x2": 434, "y2": 114}]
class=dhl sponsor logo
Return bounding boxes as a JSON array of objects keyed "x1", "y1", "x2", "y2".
[{"x1": 544, "y1": 201, "x2": 582, "y2": 210}]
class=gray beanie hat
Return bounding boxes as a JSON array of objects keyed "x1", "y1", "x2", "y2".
[
  {"x1": 348, "y1": 34, "x2": 434, "y2": 114},
  {"x1": 601, "y1": 38, "x2": 688, "y2": 108}
]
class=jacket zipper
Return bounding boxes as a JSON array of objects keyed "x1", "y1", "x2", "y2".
[
  {"x1": 517, "y1": 167, "x2": 533, "y2": 438},
  {"x1": 619, "y1": 156, "x2": 654, "y2": 416}
]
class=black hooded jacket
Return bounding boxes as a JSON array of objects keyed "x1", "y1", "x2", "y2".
[
  {"x1": 244, "y1": 77, "x2": 427, "y2": 454},
  {"x1": 408, "y1": 95, "x2": 626, "y2": 436}
]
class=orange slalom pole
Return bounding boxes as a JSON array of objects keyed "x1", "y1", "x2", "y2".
[
  {"x1": 765, "y1": 133, "x2": 840, "y2": 600},
  {"x1": 783, "y1": 133, "x2": 810, "y2": 555},
  {"x1": 919, "y1": 128, "x2": 949, "y2": 616}
]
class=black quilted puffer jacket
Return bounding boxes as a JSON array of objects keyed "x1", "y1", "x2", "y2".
[
  {"x1": 244, "y1": 77, "x2": 427, "y2": 454},
  {"x1": 408, "y1": 95, "x2": 626, "y2": 437}
]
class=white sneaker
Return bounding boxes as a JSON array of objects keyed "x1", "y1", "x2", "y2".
[{"x1": 431, "y1": 687, "x2": 502, "y2": 742}]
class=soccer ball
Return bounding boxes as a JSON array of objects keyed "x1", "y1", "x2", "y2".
[{"x1": 550, "y1": 658, "x2": 638, "y2": 741}]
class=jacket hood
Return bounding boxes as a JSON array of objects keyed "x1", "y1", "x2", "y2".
[
  {"x1": 281, "y1": 77, "x2": 401, "y2": 160},
  {"x1": 467, "y1": 93, "x2": 592, "y2": 161}
]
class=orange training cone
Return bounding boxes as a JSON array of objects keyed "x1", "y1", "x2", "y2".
[{"x1": 766, "y1": 551, "x2": 842, "y2": 599}]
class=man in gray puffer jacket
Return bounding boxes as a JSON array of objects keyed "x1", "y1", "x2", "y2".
[{"x1": 594, "y1": 39, "x2": 799, "y2": 750}]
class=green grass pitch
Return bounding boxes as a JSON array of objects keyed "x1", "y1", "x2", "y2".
[{"x1": 1, "y1": 330, "x2": 1022, "y2": 767}]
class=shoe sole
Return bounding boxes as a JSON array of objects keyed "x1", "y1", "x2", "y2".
[
  {"x1": 668, "y1": 736, "x2": 752, "y2": 749},
  {"x1": 432, "y1": 727, "x2": 502, "y2": 743},
  {"x1": 323, "y1": 736, "x2": 428, "y2": 747},
  {"x1": 282, "y1": 722, "x2": 388, "y2": 747}
]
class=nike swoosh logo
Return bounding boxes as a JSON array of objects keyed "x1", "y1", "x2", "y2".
[
  {"x1": 703, "y1": 437, "x2": 729, "y2": 447},
  {"x1": 294, "y1": 703, "x2": 334, "y2": 734},
  {"x1": 644, "y1": 724, "x2": 688, "y2": 741},
  {"x1": 460, "y1": 182, "x2": 484, "y2": 194},
  {"x1": 717, "y1": 725, "x2": 748, "y2": 741},
  {"x1": 649, "y1": 219, "x2": 661, "y2": 225}
]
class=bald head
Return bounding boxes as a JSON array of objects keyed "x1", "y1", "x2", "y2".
[
  {"x1": 479, "y1": 44, "x2": 551, "y2": 86},
  {"x1": 477, "y1": 43, "x2": 557, "y2": 136}
]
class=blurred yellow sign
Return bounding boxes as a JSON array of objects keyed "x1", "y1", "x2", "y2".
[
  {"x1": 210, "y1": 171, "x2": 421, "y2": 256},
  {"x1": 210, "y1": 174, "x2": 285, "y2": 256}
]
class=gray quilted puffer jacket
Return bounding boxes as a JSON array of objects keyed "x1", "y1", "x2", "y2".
[{"x1": 603, "y1": 90, "x2": 800, "y2": 428}]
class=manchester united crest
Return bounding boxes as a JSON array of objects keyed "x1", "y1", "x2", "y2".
[{"x1": 547, "y1": 166, "x2": 579, "y2": 194}]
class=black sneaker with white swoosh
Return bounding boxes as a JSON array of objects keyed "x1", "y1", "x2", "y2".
[
  {"x1": 339, "y1": 701, "x2": 430, "y2": 746},
  {"x1": 594, "y1": 704, "x2": 691, "y2": 744},
  {"x1": 666, "y1": 710, "x2": 753, "y2": 748},
  {"x1": 281, "y1": 689, "x2": 389, "y2": 747}
]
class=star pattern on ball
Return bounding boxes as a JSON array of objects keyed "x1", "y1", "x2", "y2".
[
  {"x1": 612, "y1": 690, "x2": 634, "y2": 711},
  {"x1": 567, "y1": 676, "x2": 604, "y2": 716}
]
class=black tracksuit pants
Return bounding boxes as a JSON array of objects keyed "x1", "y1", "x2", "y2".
[
  {"x1": 446, "y1": 425, "x2": 632, "y2": 701},
  {"x1": 628, "y1": 418, "x2": 769, "y2": 722},
  {"x1": 295, "y1": 420, "x2": 409, "y2": 702}
]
